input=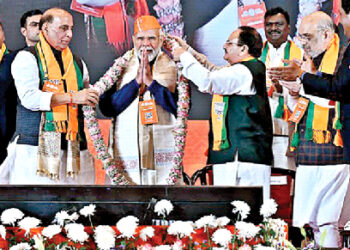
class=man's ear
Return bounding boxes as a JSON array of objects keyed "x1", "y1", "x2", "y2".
[
  {"x1": 20, "y1": 27, "x2": 26, "y2": 37},
  {"x1": 241, "y1": 44, "x2": 249, "y2": 54}
]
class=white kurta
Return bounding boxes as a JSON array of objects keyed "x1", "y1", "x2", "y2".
[{"x1": 0, "y1": 51, "x2": 95, "y2": 185}]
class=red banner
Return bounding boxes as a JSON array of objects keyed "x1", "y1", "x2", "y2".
[{"x1": 238, "y1": 1, "x2": 267, "y2": 30}]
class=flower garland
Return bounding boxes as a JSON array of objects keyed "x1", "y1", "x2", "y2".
[
  {"x1": 153, "y1": 0, "x2": 185, "y2": 38},
  {"x1": 84, "y1": 50, "x2": 190, "y2": 185},
  {"x1": 167, "y1": 75, "x2": 190, "y2": 185},
  {"x1": 83, "y1": 50, "x2": 134, "y2": 185}
]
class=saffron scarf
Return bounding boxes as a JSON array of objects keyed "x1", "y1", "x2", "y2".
[
  {"x1": 36, "y1": 32, "x2": 83, "y2": 141},
  {"x1": 211, "y1": 56, "x2": 255, "y2": 151},
  {"x1": 260, "y1": 40, "x2": 302, "y2": 121},
  {"x1": 291, "y1": 34, "x2": 343, "y2": 149},
  {"x1": 36, "y1": 32, "x2": 83, "y2": 179}
]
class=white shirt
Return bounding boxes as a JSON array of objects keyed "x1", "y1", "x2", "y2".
[
  {"x1": 179, "y1": 51, "x2": 256, "y2": 95},
  {"x1": 12, "y1": 50, "x2": 89, "y2": 112}
]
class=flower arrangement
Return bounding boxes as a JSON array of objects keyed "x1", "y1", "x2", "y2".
[
  {"x1": 0, "y1": 199, "x2": 297, "y2": 249},
  {"x1": 83, "y1": 49, "x2": 190, "y2": 185}
]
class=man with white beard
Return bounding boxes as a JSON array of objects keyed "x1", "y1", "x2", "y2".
[{"x1": 99, "y1": 15, "x2": 178, "y2": 185}]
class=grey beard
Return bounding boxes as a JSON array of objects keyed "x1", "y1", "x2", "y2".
[{"x1": 136, "y1": 47, "x2": 160, "y2": 61}]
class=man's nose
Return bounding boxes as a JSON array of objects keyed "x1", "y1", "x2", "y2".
[
  {"x1": 142, "y1": 38, "x2": 151, "y2": 46},
  {"x1": 66, "y1": 29, "x2": 73, "y2": 38}
]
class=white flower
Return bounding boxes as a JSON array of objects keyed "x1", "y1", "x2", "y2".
[
  {"x1": 217, "y1": 216, "x2": 230, "y2": 227},
  {"x1": 69, "y1": 212, "x2": 79, "y2": 221},
  {"x1": 1, "y1": 208, "x2": 24, "y2": 226},
  {"x1": 254, "y1": 245, "x2": 275, "y2": 250},
  {"x1": 139, "y1": 226, "x2": 155, "y2": 241},
  {"x1": 195, "y1": 215, "x2": 218, "y2": 230},
  {"x1": 116, "y1": 215, "x2": 139, "y2": 239},
  {"x1": 212, "y1": 228, "x2": 232, "y2": 247},
  {"x1": 154, "y1": 245, "x2": 172, "y2": 250},
  {"x1": 231, "y1": 200, "x2": 250, "y2": 220},
  {"x1": 235, "y1": 221, "x2": 260, "y2": 241},
  {"x1": 79, "y1": 204, "x2": 96, "y2": 217},
  {"x1": 65, "y1": 223, "x2": 89, "y2": 243},
  {"x1": 266, "y1": 218, "x2": 287, "y2": 240},
  {"x1": 154, "y1": 199, "x2": 174, "y2": 217},
  {"x1": 0, "y1": 225, "x2": 6, "y2": 239},
  {"x1": 42, "y1": 225, "x2": 61, "y2": 239},
  {"x1": 9, "y1": 242, "x2": 31, "y2": 250},
  {"x1": 167, "y1": 221, "x2": 194, "y2": 238},
  {"x1": 53, "y1": 211, "x2": 79, "y2": 226},
  {"x1": 260, "y1": 199, "x2": 278, "y2": 218},
  {"x1": 94, "y1": 225, "x2": 116, "y2": 250},
  {"x1": 18, "y1": 217, "x2": 41, "y2": 236}
]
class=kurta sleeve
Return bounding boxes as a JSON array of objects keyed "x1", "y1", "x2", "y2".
[
  {"x1": 147, "y1": 80, "x2": 178, "y2": 116},
  {"x1": 99, "y1": 79, "x2": 140, "y2": 117}
]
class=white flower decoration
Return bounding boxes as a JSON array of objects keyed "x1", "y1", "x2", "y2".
[
  {"x1": 116, "y1": 215, "x2": 139, "y2": 239},
  {"x1": 53, "y1": 211, "x2": 79, "y2": 226},
  {"x1": 217, "y1": 216, "x2": 230, "y2": 227},
  {"x1": 167, "y1": 221, "x2": 194, "y2": 238},
  {"x1": 235, "y1": 221, "x2": 260, "y2": 241},
  {"x1": 94, "y1": 225, "x2": 116, "y2": 250},
  {"x1": 139, "y1": 226, "x2": 155, "y2": 241},
  {"x1": 195, "y1": 215, "x2": 218, "y2": 230},
  {"x1": 260, "y1": 199, "x2": 278, "y2": 218},
  {"x1": 42, "y1": 225, "x2": 62, "y2": 239},
  {"x1": 1, "y1": 208, "x2": 24, "y2": 226},
  {"x1": 212, "y1": 228, "x2": 232, "y2": 247},
  {"x1": 18, "y1": 217, "x2": 41, "y2": 236},
  {"x1": 154, "y1": 199, "x2": 174, "y2": 217},
  {"x1": 0, "y1": 225, "x2": 6, "y2": 239},
  {"x1": 9, "y1": 242, "x2": 31, "y2": 250},
  {"x1": 79, "y1": 204, "x2": 96, "y2": 217},
  {"x1": 65, "y1": 223, "x2": 89, "y2": 243},
  {"x1": 231, "y1": 200, "x2": 250, "y2": 220}
]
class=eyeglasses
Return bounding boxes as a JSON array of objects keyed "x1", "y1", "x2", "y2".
[{"x1": 225, "y1": 40, "x2": 242, "y2": 46}]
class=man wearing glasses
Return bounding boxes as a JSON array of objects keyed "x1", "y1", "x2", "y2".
[
  {"x1": 170, "y1": 26, "x2": 273, "y2": 201},
  {"x1": 269, "y1": 11, "x2": 349, "y2": 248}
]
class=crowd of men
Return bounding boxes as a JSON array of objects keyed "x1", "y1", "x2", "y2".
[{"x1": 1, "y1": 1, "x2": 350, "y2": 248}]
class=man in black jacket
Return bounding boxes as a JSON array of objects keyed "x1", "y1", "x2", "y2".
[
  {"x1": 0, "y1": 10, "x2": 43, "y2": 165},
  {"x1": 268, "y1": 0, "x2": 350, "y2": 161}
]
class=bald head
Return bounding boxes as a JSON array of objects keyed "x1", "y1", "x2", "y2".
[
  {"x1": 40, "y1": 8, "x2": 74, "y2": 51},
  {"x1": 298, "y1": 11, "x2": 335, "y2": 58},
  {"x1": 39, "y1": 8, "x2": 72, "y2": 30}
]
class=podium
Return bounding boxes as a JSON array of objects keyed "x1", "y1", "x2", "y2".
[{"x1": 0, "y1": 185, "x2": 263, "y2": 225}]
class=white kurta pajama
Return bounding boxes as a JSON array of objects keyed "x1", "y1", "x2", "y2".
[
  {"x1": 0, "y1": 51, "x2": 95, "y2": 185},
  {"x1": 264, "y1": 41, "x2": 303, "y2": 171}
]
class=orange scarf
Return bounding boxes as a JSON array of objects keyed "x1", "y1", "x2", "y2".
[{"x1": 36, "y1": 32, "x2": 79, "y2": 141}]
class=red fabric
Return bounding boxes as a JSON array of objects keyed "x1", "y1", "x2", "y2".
[
  {"x1": 270, "y1": 173, "x2": 293, "y2": 224},
  {"x1": 103, "y1": 2, "x2": 129, "y2": 53},
  {"x1": 135, "y1": 0, "x2": 150, "y2": 18}
]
